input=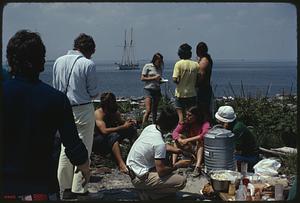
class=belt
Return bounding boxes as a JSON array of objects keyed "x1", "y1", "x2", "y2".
[
  {"x1": 71, "y1": 102, "x2": 91, "y2": 107},
  {"x1": 128, "y1": 167, "x2": 155, "y2": 181}
]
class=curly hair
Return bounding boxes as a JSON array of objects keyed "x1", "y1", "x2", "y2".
[
  {"x1": 178, "y1": 43, "x2": 192, "y2": 59},
  {"x1": 74, "y1": 33, "x2": 95, "y2": 55},
  {"x1": 6, "y1": 29, "x2": 46, "y2": 76}
]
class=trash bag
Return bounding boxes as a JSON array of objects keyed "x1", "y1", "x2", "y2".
[{"x1": 253, "y1": 158, "x2": 281, "y2": 176}]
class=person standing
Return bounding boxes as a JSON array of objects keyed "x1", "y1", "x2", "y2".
[
  {"x1": 2, "y1": 30, "x2": 90, "y2": 200},
  {"x1": 126, "y1": 106, "x2": 187, "y2": 200},
  {"x1": 141, "y1": 53, "x2": 164, "y2": 125},
  {"x1": 196, "y1": 42, "x2": 213, "y2": 119},
  {"x1": 53, "y1": 33, "x2": 99, "y2": 199},
  {"x1": 173, "y1": 43, "x2": 200, "y2": 124}
]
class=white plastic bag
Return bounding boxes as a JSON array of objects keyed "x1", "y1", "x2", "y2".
[{"x1": 253, "y1": 158, "x2": 281, "y2": 176}]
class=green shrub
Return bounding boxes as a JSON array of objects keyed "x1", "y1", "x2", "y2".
[{"x1": 117, "y1": 101, "x2": 132, "y2": 113}]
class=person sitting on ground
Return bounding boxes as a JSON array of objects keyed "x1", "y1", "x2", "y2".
[
  {"x1": 172, "y1": 43, "x2": 200, "y2": 124},
  {"x1": 214, "y1": 106, "x2": 259, "y2": 172},
  {"x1": 172, "y1": 106, "x2": 211, "y2": 177},
  {"x1": 126, "y1": 106, "x2": 187, "y2": 200},
  {"x1": 92, "y1": 92, "x2": 138, "y2": 173}
]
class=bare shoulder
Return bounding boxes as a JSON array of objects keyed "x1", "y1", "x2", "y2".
[
  {"x1": 95, "y1": 108, "x2": 105, "y2": 119},
  {"x1": 198, "y1": 57, "x2": 210, "y2": 71},
  {"x1": 199, "y1": 57, "x2": 209, "y2": 65}
]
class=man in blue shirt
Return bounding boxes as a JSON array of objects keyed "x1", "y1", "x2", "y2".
[{"x1": 2, "y1": 30, "x2": 90, "y2": 200}]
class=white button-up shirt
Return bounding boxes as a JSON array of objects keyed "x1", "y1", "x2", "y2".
[{"x1": 53, "y1": 50, "x2": 99, "y2": 106}]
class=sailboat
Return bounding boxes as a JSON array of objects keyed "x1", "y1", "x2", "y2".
[{"x1": 116, "y1": 28, "x2": 139, "y2": 70}]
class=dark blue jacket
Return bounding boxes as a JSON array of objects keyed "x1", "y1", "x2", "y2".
[{"x1": 2, "y1": 76, "x2": 88, "y2": 195}]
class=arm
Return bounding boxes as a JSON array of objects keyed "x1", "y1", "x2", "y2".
[
  {"x1": 172, "y1": 122, "x2": 184, "y2": 140},
  {"x1": 155, "y1": 159, "x2": 178, "y2": 177},
  {"x1": 172, "y1": 62, "x2": 180, "y2": 84},
  {"x1": 233, "y1": 128, "x2": 244, "y2": 154},
  {"x1": 166, "y1": 144, "x2": 183, "y2": 154},
  {"x1": 196, "y1": 58, "x2": 209, "y2": 86},
  {"x1": 198, "y1": 57, "x2": 209, "y2": 76},
  {"x1": 141, "y1": 74, "x2": 161, "y2": 82},
  {"x1": 86, "y1": 62, "x2": 99, "y2": 99},
  {"x1": 179, "y1": 122, "x2": 211, "y2": 144},
  {"x1": 141, "y1": 64, "x2": 161, "y2": 82},
  {"x1": 95, "y1": 109, "x2": 132, "y2": 135}
]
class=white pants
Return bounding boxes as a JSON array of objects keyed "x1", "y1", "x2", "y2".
[{"x1": 57, "y1": 103, "x2": 95, "y2": 194}]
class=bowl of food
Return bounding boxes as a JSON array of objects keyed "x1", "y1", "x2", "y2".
[{"x1": 209, "y1": 170, "x2": 242, "y2": 192}]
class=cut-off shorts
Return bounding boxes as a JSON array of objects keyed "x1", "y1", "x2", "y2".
[
  {"x1": 144, "y1": 88, "x2": 162, "y2": 99},
  {"x1": 174, "y1": 96, "x2": 197, "y2": 110}
]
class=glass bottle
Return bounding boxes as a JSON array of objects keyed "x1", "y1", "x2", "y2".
[{"x1": 228, "y1": 180, "x2": 236, "y2": 196}]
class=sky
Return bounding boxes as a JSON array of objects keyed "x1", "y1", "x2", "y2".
[{"x1": 2, "y1": 2, "x2": 297, "y2": 63}]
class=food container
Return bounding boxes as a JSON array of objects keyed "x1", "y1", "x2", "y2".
[{"x1": 209, "y1": 170, "x2": 242, "y2": 192}]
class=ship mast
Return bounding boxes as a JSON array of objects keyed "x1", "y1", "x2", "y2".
[{"x1": 121, "y1": 29, "x2": 127, "y2": 65}]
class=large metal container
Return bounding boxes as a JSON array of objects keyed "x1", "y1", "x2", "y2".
[
  {"x1": 209, "y1": 170, "x2": 242, "y2": 192},
  {"x1": 204, "y1": 125, "x2": 235, "y2": 172}
]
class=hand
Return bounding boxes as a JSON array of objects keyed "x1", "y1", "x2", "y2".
[
  {"x1": 154, "y1": 75, "x2": 161, "y2": 81},
  {"x1": 174, "y1": 160, "x2": 191, "y2": 169},
  {"x1": 176, "y1": 148, "x2": 183, "y2": 155},
  {"x1": 75, "y1": 160, "x2": 91, "y2": 187},
  {"x1": 123, "y1": 120, "x2": 133, "y2": 129},
  {"x1": 178, "y1": 138, "x2": 188, "y2": 146},
  {"x1": 127, "y1": 119, "x2": 137, "y2": 125}
]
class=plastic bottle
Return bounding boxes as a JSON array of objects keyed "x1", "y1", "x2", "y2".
[
  {"x1": 235, "y1": 180, "x2": 246, "y2": 200},
  {"x1": 246, "y1": 189, "x2": 252, "y2": 201}
]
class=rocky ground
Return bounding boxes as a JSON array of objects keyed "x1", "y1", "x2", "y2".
[
  {"x1": 84, "y1": 152, "x2": 212, "y2": 201},
  {"x1": 83, "y1": 99, "x2": 214, "y2": 201}
]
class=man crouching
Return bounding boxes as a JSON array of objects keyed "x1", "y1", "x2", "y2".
[{"x1": 126, "y1": 106, "x2": 187, "y2": 200}]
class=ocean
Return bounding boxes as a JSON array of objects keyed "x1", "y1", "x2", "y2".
[{"x1": 3, "y1": 59, "x2": 297, "y2": 98}]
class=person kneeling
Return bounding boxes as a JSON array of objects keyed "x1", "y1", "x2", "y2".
[
  {"x1": 92, "y1": 92, "x2": 137, "y2": 174},
  {"x1": 126, "y1": 106, "x2": 187, "y2": 200}
]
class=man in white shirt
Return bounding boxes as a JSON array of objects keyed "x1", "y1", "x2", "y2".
[
  {"x1": 126, "y1": 106, "x2": 187, "y2": 200},
  {"x1": 53, "y1": 33, "x2": 99, "y2": 199}
]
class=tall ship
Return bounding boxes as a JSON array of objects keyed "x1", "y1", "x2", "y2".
[{"x1": 116, "y1": 28, "x2": 139, "y2": 70}]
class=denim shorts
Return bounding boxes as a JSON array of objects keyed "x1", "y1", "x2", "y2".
[
  {"x1": 92, "y1": 132, "x2": 120, "y2": 155},
  {"x1": 144, "y1": 88, "x2": 162, "y2": 99},
  {"x1": 174, "y1": 96, "x2": 197, "y2": 110}
]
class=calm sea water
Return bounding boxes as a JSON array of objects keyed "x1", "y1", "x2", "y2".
[{"x1": 3, "y1": 60, "x2": 297, "y2": 98}]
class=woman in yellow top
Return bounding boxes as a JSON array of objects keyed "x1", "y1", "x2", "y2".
[{"x1": 172, "y1": 43, "x2": 200, "y2": 124}]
